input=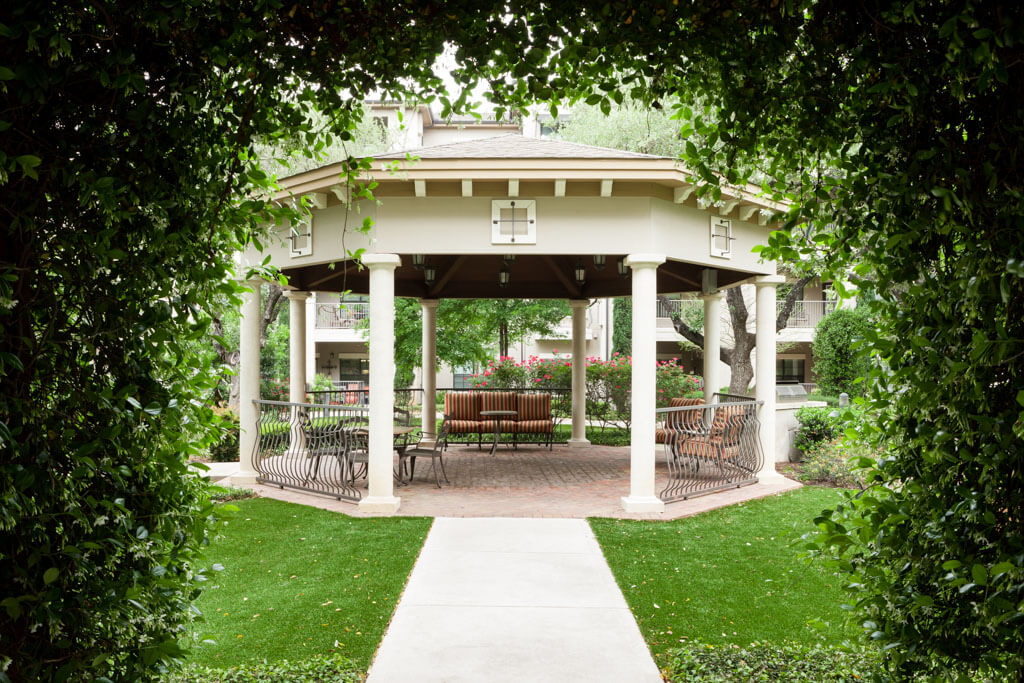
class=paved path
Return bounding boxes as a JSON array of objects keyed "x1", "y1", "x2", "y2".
[{"x1": 366, "y1": 518, "x2": 663, "y2": 683}]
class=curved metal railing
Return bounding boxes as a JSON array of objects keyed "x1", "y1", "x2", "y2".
[{"x1": 658, "y1": 393, "x2": 764, "y2": 502}]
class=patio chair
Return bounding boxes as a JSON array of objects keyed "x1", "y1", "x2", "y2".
[
  {"x1": 398, "y1": 416, "x2": 452, "y2": 488},
  {"x1": 300, "y1": 409, "x2": 349, "y2": 485}
]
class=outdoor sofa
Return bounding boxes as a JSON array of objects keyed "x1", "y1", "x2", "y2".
[{"x1": 443, "y1": 390, "x2": 555, "y2": 449}]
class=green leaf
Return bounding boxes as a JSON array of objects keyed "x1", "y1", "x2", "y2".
[{"x1": 43, "y1": 567, "x2": 59, "y2": 585}]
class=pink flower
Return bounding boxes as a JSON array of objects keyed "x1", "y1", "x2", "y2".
[
  {"x1": 552, "y1": 348, "x2": 558, "y2": 354},
  {"x1": 481, "y1": 381, "x2": 488, "y2": 386}
]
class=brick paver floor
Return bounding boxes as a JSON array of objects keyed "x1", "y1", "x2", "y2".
[{"x1": 248, "y1": 444, "x2": 801, "y2": 520}]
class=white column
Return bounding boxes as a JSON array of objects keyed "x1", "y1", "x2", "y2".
[
  {"x1": 305, "y1": 294, "x2": 316, "y2": 382},
  {"x1": 420, "y1": 299, "x2": 439, "y2": 443},
  {"x1": 568, "y1": 299, "x2": 590, "y2": 447},
  {"x1": 755, "y1": 275, "x2": 786, "y2": 481},
  {"x1": 235, "y1": 279, "x2": 261, "y2": 485},
  {"x1": 359, "y1": 253, "x2": 402, "y2": 513},
  {"x1": 622, "y1": 254, "x2": 666, "y2": 513},
  {"x1": 285, "y1": 291, "x2": 311, "y2": 401},
  {"x1": 284, "y1": 291, "x2": 311, "y2": 457},
  {"x1": 700, "y1": 291, "x2": 724, "y2": 401}
]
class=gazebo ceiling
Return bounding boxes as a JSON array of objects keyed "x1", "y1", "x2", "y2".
[{"x1": 283, "y1": 254, "x2": 753, "y2": 299}]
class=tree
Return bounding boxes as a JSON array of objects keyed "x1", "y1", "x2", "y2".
[
  {"x1": 811, "y1": 308, "x2": 872, "y2": 398},
  {"x1": 556, "y1": 101, "x2": 817, "y2": 394},
  {"x1": 390, "y1": 298, "x2": 569, "y2": 384}
]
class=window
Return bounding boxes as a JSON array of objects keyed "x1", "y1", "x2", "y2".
[
  {"x1": 338, "y1": 358, "x2": 369, "y2": 383},
  {"x1": 452, "y1": 363, "x2": 477, "y2": 389},
  {"x1": 710, "y1": 216, "x2": 732, "y2": 258},
  {"x1": 776, "y1": 358, "x2": 805, "y2": 384},
  {"x1": 289, "y1": 215, "x2": 312, "y2": 257},
  {"x1": 491, "y1": 199, "x2": 536, "y2": 244}
]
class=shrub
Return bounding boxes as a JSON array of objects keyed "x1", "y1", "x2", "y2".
[
  {"x1": 163, "y1": 654, "x2": 362, "y2": 683},
  {"x1": 260, "y1": 377, "x2": 289, "y2": 402},
  {"x1": 664, "y1": 640, "x2": 877, "y2": 682},
  {"x1": 207, "y1": 485, "x2": 256, "y2": 502},
  {"x1": 812, "y1": 308, "x2": 872, "y2": 398},
  {"x1": 793, "y1": 406, "x2": 840, "y2": 453},
  {"x1": 800, "y1": 438, "x2": 871, "y2": 488},
  {"x1": 208, "y1": 407, "x2": 240, "y2": 462}
]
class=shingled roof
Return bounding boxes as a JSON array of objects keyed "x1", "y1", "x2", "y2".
[{"x1": 374, "y1": 133, "x2": 670, "y2": 160}]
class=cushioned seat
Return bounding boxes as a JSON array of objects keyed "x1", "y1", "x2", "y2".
[{"x1": 655, "y1": 397, "x2": 705, "y2": 444}]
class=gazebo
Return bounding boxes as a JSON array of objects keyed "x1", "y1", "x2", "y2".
[{"x1": 236, "y1": 134, "x2": 787, "y2": 513}]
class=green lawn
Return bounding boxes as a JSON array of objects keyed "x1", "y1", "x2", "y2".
[
  {"x1": 187, "y1": 498, "x2": 431, "y2": 669},
  {"x1": 590, "y1": 487, "x2": 853, "y2": 664}
]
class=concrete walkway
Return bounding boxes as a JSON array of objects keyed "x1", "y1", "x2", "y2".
[{"x1": 366, "y1": 518, "x2": 663, "y2": 683}]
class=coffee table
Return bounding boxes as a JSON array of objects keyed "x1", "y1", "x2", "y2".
[{"x1": 480, "y1": 409, "x2": 517, "y2": 455}]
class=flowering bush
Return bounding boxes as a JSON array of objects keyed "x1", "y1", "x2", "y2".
[{"x1": 260, "y1": 377, "x2": 289, "y2": 401}]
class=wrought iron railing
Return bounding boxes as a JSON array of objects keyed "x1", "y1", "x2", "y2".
[
  {"x1": 315, "y1": 302, "x2": 369, "y2": 329},
  {"x1": 658, "y1": 393, "x2": 763, "y2": 503},
  {"x1": 778, "y1": 299, "x2": 838, "y2": 328},
  {"x1": 252, "y1": 400, "x2": 368, "y2": 502}
]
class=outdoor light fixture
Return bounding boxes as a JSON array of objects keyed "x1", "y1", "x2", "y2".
[
  {"x1": 412, "y1": 253, "x2": 425, "y2": 269},
  {"x1": 593, "y1": 254, "x2": 606, "y2": 270},
  {"x1": 574, "y1": 259, "x2": 586, "y2": 285},
  {"x1": 617, "y1": 256, "x2": 629, "y2": 278},
  {"x1": 503, "y1": 254, "x2": 516, "y2": 265},
  {"x1": 424, "y1": 262, "x2": 437, "y2": 286},
  {"x1": 498, "y1": 265, "x2": 511, "y2": 289}
]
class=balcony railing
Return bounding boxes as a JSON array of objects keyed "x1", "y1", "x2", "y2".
[
  {"x1": 316, "y1": 302, "x2": 369, "y2": 329},
  {"x1": 778, "y1": 299, "x2": 838, "y2": 328},
  {"x1": 656, "y1": 298, "x2": 701, "y2": 319},
  {"x1": 656, "y1": 298, "x2": 837, "y2": 329}
]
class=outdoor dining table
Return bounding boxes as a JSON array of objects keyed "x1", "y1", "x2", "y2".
[{"x1": 479, "y1": 409, "x2": 517, "y2": 455}]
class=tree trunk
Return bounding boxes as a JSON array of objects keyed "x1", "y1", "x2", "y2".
[
  {"x1": 658, "y1": 273, "x2": 815, "y2": 396},
  {"x1": 498, "y1": 321, "x2": 509, "y2": 358}
]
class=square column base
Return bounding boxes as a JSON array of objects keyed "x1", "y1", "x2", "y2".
[
  {"x1": 620, "y1": 496, "x2": 665, "y2": 513},
  {"x1": 229, "y1": 473, "x2": 259, "y2": 487},
  {"x1": 358, "y1": 496, "x2": 402, "y2": 514},
  {"x1": 567, "y1": 438, "x2": 591, "y2": 448},
  {"x1": 757, "y1": 470, "x2": 788, "y2": 483}
]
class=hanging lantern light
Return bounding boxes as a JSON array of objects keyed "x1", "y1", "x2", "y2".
[
  {"x1": 617, "y1": 257, "x2": 629, "y2": 278},
  {"x1": 498, "y1": 265, "x2": 511, "y2": 289},
  {"x1": 424, "y1": 262, "x2": 437, "y2": 285},
  {"x1": 593, "y1": 254, "x2": 607, "y2": 270},
  {"x1": 412, "y1": 254, "x2": 425, "y2": 269},
  {"x1": 503, "y1": 254, "x2": 516, "y2": 265},
  {"x1": 574, "y1": 259, "x2": 586, "y2": 285}
]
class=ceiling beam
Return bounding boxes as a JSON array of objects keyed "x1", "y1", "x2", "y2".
[
  {"x1": 554, "y1": 179, "x2": 566, "y2": 197},
  {"x1": 661, "y1": 268, "x2": 701, "y2": 289},
  {"x1": 541, "y1": 256, "x2": 581, "y2": 298},
  {"x1": 673, "y1": 186, "x2": 695, "y2": 203},
  {"x1": 508, "y1": 179, "x2": 519, "y2": 197},
  {"x1": 461, "y1": 179, "x2": 473, "y2": 197},
  {"x1": 306, "y1": 263, "x2": 359, "y2": 289},
  {"x1": 600, "y1": 179, "x2": 613, "y2": 197},
  {"x1": 428, "y1": 255, "x2": 468, "y2": 297},
  {"x1": 414, "y1": 180, "x2": 426, "y2": 197}
]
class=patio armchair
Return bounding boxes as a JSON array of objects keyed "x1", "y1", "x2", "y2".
[{"x1": 399, "y1": 416, "x2": 452, "y2": 488}]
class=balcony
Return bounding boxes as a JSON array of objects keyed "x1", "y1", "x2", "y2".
[
  {"x1": 655, "y1": 297, "x2": 837, "y2": 330},
  {"x1": 778, "y1": 299, "x2": 838, "y2": 328},
  {"x1": 316, "y1": 302, "x2": 369, "y2": 329}
]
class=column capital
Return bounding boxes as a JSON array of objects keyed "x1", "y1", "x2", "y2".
[
  {"x1": 361, "y1": 252, "x2": 401, "y2": 270},
  {"x1": 283, "y1": 289, "x2": 311, "y2": 301},
  {"x1": 419, "y1": 298, "x2": 440, "y2": 309},
  {"x1": 568, "y1": 298, "x2": 590, "y2": 309},
  {"x1": 754, "y1": 275, "x2": 786, "y2": 288},
  {"x1": 699, "y1": 290, "x2": 725, "y2": 302},
  {"x1": 624, "y1": 253, "x2": 666, "y2": 269}
]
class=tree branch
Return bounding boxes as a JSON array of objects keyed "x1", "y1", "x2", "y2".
[
  {"x1": 657, "y1": 295, "x2": 733, "y2": 365},
  {"x1": 775, "y1": 274, "x2": 817, "y2": 331}
]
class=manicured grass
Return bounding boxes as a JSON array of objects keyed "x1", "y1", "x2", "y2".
[
  {"x1": 590, "y1": 487, "x2": 853, "y2": 664},
  {"x1": 187, "y1": 498, "x2": 431, "y2": 670}
]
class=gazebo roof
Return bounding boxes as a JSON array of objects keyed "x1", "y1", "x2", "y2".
[
  {"x1": 374, "y1": 133, "x2": 669, "y2": 161},
  {"x1": 264, "y1": 133, "x2": 786, "y2": 299}
]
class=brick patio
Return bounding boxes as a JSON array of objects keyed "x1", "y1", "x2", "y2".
[{"x1": 249, "y1": 443, "x2": 801, "y2": 520}]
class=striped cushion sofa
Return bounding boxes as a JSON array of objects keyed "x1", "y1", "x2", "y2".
[{"x1": 442, "y1": 391, "x2": 555, "y2": 449}]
